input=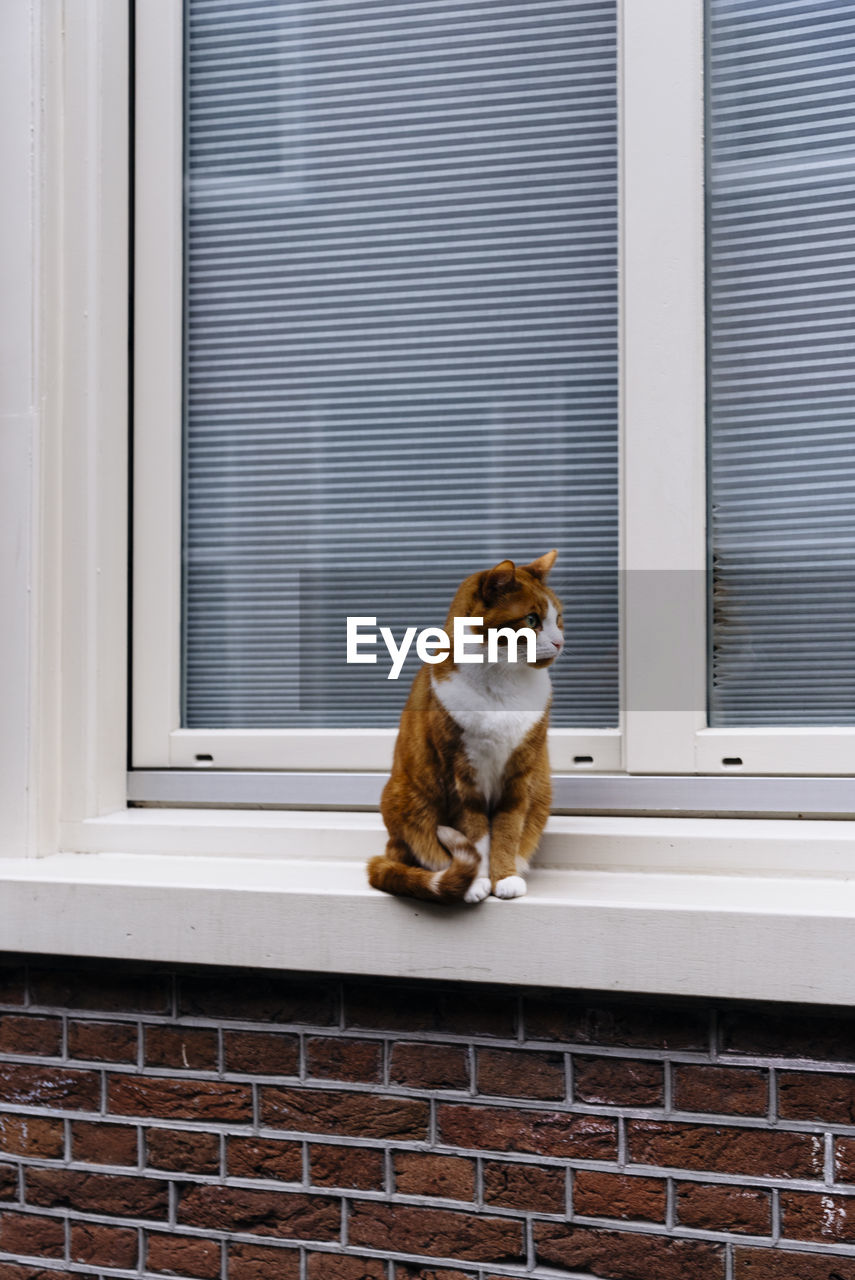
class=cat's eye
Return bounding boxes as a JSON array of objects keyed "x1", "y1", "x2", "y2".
[{"x1": 525, "y1": 612, "x2": 541, "y2": 629}]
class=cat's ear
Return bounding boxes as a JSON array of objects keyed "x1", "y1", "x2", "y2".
[
  {"x1": 522, "y1": 549, "x2": 558, "y2": 579},
  {"x1": 482, "y1": 559, "x2": 517, "y2": 602}
]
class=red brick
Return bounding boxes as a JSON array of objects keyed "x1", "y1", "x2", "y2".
[
  {"x1": 70, "y1": 1221, "x2": 139, "y2": 1268},
  {"x1": 781, "y1": 1190, "x2": 855, "y2": 1243},
  {"x1": 0, "y1": 1166, "x2": 17, "y2": 1201},
  {"x1": 26, "y1": 1167, "x2": 169, "y2": 1219},
  {"x1": 734, "y1": 1247, "x2": 855, "y2": 1279},
  {"x1": 306, "y1": 1036, "x2": 383, "y2": 1083},
  {"x1": 0, "y1": 1115, "x2": 63, "y2": 1159},
  {"x1": 0, "y1": 1063, "x2": 100, "y2": 1111},
  {"x1": 0, "y1": 1212, "x2": 65, "y2": 1257},
  {"x1": 628, "y1": 1120, "x2": 823, "y2": 1179},
  {"x1": 837, "y1": 1136, "x2": 855, "y2": 1183},
  {"x1": 779, "y1": 1071, "x2": 855, "y2": 1124},
  {"x1": 349, "y1": 1201, "x2": 523, "y2": 1264},
  {"x1": 574, "y1": 1170, "x2": 666, "y2": 1223},
  {"x1": 677, "y1": 1181, "x2": 772, "y2": 1235},
  {"x1": 179, "y1": 974, "x2": 337, "y2": 1024},
  {"x1": 67, "y1": 1019, "x2": 137, "y2": 1063},
  {"x1": 394, "y1": 1151, "x2": 475, "y2": 1201},
  {"x1": 229, "y1": 1242, "x2": 301, "y2": 1280},
  {"x1": 261, "y1": 1086, "x2": 428, "y2": 1140},
  {"x1": 346, "y1": 985, "x2": 438, "y2": 1032},
  {"x1": 147, "y1": 1126, "x2": 220, "y2": 1174},
  {"x1": 0, "y1": 1016, "x2": 62, "y2": 1058},
  {"x1": 148, "y1": 1232, "x2": 221, "y2": 1278},
  {"x1": 307, "y1": 1257, "x2": 386, "y2": 1280},
  {"x1": 224, "y1": 1030, "x2": 300, "y2": 1076},
  {"x1": 397, "y1": 1270, "x2": 476, "y2": 1280},
  {"x1": 109, "y1": 1073, "x2": 251, "y2": 1122},
  {"x1": 0, "y1": 1267, "x2": 94, "y2": 1280},
  {"x1": 674, "y1": 1064, "x2": 768, "y2": 1117},
  {"x1": 535, "y1": 1222, "x2": 724, "y2": 1279},
  {"x1": 228, "y1": 1136, "x2": 302, "y2": 1182},
  {"x1": 526, "y1": 996, "x2": 709, "y2": 1050},
  {"x1": 438, "y1": 1102, "x2": 616, "y2": 1160},
  {"x1": 483, "y1": 1160, "x2": 565, "y2": 1213},
  {"x1": 477, "y1": 1047, "x2": 565, "y2": 1101},
  {"x1": 71, "y1": 1120, "x2": 138, "y2": 1166},
  {"x1": 310, "y1": 1143, "x2": 385, "y2": 1191},
  {"x1": 342, "y1": 985, "x2": 439, "y2": 1033},
  {"x1": 145, "y1": 1025, "x2": 219, "y2": 1071},
  {"x1": 29, "y1": 967, "x2": 171, "y2": 1013},
  {"x1": 390, "y1": 1042, "x2": 469, "y2": 1090},
  {"x1": 574, "y1": 1056, "x2": 664, "y2": 1107},
  {"x1": 721, "y1": 1010, "x2": 855, "y2": 1062},
  {"x1": 344, "y1": 983, "x2": 515, "y2": 1038},
  {"x1": 0, "y1": 967, "x2": 26, "y2": 1007},
  {"x1": 439, "y1": 990, "x2": 517, "y2": 1039},
  {"x1": 179, "y1": 1184, "x2": 340, "y2": 1240}
]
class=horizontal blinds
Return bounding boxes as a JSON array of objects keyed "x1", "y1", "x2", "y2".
[
  {"x1": 708, "y1": 0, "x2": 855, "y2": 725},
  {"x1": 184, "y1": 0, "x2": 618, "y2": 729}
]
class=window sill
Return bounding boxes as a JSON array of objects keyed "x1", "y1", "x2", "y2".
[{"x1": 2, "y1": 810, "x2": 854, "y2": 1003}]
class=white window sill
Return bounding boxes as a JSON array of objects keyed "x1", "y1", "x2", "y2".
[{"x1": 0, "y1": 810, "x2": 853, "y2": 1003}]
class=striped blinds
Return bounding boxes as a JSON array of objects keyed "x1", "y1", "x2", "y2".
[
  {"x1": 708, "y1": 0, "x2": 855, "y2": 725},
  {"x1": 183, "y1": 0, "x2": 618, "y2": 729}
]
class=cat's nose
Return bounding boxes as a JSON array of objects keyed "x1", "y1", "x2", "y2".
[{"x1": 551, "y1": 639, "x2": 562, "y2": 651}]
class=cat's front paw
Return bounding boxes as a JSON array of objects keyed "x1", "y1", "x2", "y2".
[
  {"x1": 464, "y1": 876, "x2": 492, "y2": 904},
  {"x1": 493, "y1": 875, "x2": 527, "y2": 899}
]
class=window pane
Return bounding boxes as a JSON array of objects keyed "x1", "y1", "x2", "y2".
[
  {"x1": 708, "y1": 0, "x2": 855, "y2": 725},
  {"x1": 183, "y1": 0, "x2": 618, "y2": 729}
]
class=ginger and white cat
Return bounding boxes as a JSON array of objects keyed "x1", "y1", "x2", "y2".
[{"x1": 367, "y1": 551, "x2": 563, "y2": 903}]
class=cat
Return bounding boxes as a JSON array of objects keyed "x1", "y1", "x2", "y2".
[{"x1": 367, "y1": 551, "x2": 563, "y2": 903}]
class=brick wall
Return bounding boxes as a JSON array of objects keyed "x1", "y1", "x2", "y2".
[{"x1": 1, "y1": 958, "x2": 855, "y2": 1279}]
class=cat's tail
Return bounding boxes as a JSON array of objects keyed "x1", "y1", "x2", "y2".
[{"x1": 367, "y1": 828, "x2": 479, "y2": 903}]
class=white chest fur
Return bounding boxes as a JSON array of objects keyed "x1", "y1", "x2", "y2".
[{"x1": 432, "y1": 666, "x2": 550, "y2": 808}]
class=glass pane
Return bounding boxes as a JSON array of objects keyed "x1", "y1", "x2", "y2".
[
  {"x1": 183, "y1": 0, "x2": 619, "y2": 728},
  {"x1": 708, "y1": 0, "x2": 855, "y2": 726}
]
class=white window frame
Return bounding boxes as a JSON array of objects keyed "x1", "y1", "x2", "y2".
[
  {"x1": 622, "y1": 0, "x2": 855, "y2": 778},
  {"x1": 132, "y1": 0, "x2": 855, "y2": 782},
  {"x1": 5, "y1": 0, "x2": 855, "y2": 1004},
  {"x1": 131, "y1": 0, "x2": 622, "y2": 776}
]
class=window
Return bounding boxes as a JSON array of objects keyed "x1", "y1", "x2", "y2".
[
  {"x1": 132, "y1": 0, "x2": 855, "y2": 804},
  {"x1": 134, "y1": 0, "x2": 621, "y2": 777},
  {"x1": 183, "y1": 0, "x2": 619, "y2": 739},
  {"x1": 4, "y1": 0, "x2": 855, "y2": 999},
  {"x1": 708, "y1": 0, "x2": 855, "y2": 731}
]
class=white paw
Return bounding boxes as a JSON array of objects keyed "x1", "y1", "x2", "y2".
[
  {"x1": 493, "y1": 875, "x2": 527, "y2": 899},
  {"x1": 464, "y1": 876, "x2": 492, "y2": 904}
]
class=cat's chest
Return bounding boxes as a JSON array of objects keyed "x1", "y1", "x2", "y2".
[{"x1": 432, "y1": 669, "x2": 549, "y2": 807}]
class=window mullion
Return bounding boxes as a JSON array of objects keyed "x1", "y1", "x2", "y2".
[
  {"x1": 619, "y1": 0, "x2": 708, "y2": 775},
  {"x1": 132, "y1": 0, "x2": 185, "y2": 767}
]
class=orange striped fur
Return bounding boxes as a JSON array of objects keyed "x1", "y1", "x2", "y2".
[{"x1": 367, "y1": 551, "x2": 563, "y2": 904}]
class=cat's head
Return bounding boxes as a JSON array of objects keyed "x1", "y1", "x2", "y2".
[{"x1": 446, "y1": 550, "x2": 564, "y2": 667}]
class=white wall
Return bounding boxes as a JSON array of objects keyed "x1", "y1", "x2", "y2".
[{"x1": 0, "y1": 2, "x2": 38, "y2": 857}]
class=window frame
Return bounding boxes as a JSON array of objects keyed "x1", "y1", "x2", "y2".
[
  {"x1": 132, "y1": 0, "x2": 855, "y2": 786},
  {"x1": 620, "y1": 0, "x2": 855, "y2": 779},
  {"x1": 621, "y1": 0, "x2": 855, "y2": 780},
  {"x1": 5, "y1": 0, "x2": 855, "y2": 1003},
  {"x1": 130, "y1": 0, "x2": 622, "y2": 778}
]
